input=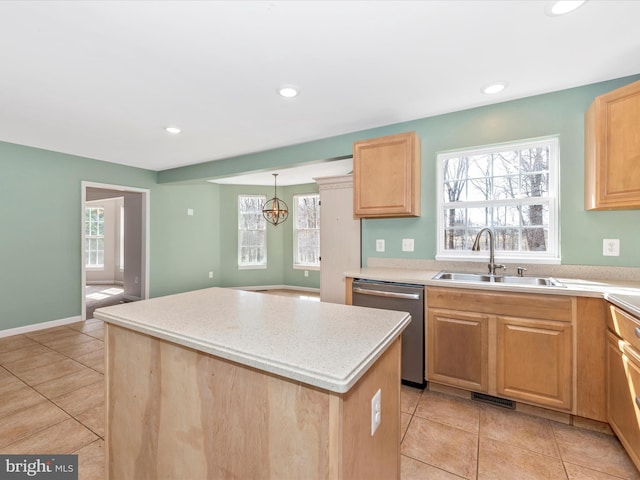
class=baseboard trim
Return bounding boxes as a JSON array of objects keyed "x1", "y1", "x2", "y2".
[
  {"x1": 0, "y1": 315, "x2": 82, "y2": 339},
  {"x1": 86, "y1": 281, "x2": 124, "y2": 286}
]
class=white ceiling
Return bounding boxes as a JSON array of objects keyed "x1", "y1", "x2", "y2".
[{"x1": 1, "y1": 0, "x2": 639, "y2": 178}]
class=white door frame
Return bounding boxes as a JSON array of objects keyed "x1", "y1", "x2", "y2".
[{"x1": 81, "y1": 181, "x2": 151, "y2": 321}]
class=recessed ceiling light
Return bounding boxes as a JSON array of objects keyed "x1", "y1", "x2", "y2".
[
  {"x1": 482, "y1": 82, "x2": 508, "y2": 94},
  {"x1": 165, "y1": 126, "x2": 181, "y2": 134},
  {"x1": 277, "y1": 85, "x2": 299, "y2": 98},
  {"x1": 546, "y1": 0, "x2": 586, "y2": 16}
]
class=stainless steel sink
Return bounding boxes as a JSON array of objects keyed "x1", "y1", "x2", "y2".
[
  {"x1": 432, "y1": 271, "x2": 564, "y2": 287},
  {"x1": 433, "y1": 272, "x2": 493, "y2": 282}
]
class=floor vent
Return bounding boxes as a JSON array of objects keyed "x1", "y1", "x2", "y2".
[{"x1": 471, "y1": 392, "x2": 515, "y2": 409}]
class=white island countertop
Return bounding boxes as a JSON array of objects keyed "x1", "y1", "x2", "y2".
[{"x1": 94, "y1": 287, "x2": 410, "y2": 394}]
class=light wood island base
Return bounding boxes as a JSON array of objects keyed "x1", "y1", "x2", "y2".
[{"x1": 105, "y1": 323, "x2": 402, "y2": 480}]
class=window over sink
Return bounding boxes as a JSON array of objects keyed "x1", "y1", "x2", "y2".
[{"x1": 436, "y1": 136, "x2": 559, "y2": 263}]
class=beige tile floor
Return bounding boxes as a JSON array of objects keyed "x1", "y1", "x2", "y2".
[
  {"x1": 400, "y1": 385, "x2": 640, "y2": 479},
  {"x1": 0, "y1": 319, "x2": 104, "y2": 480},
  {"x1": 2, "y1": 316, "x2": 640, "y2": 480}
]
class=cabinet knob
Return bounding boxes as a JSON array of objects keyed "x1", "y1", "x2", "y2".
[{"x1": 635, "y1": 327, "x2": 640, "y2": 339}]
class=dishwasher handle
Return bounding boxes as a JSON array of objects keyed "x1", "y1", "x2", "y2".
[{"x1": 352, "y1": 286, "x2": 421, "y2": 300}]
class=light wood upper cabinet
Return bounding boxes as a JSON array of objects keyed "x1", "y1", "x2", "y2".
[
  {"x1": 353, "y1": 131, "x2": 421, "y2": 217},
  {"x1": 585, "y1": 80, "x2": 640, "y2": 210}
]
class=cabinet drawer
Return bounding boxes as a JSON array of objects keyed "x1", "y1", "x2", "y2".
[
  {"x1": 607, "y1": 331, "x2": 640, "y2": 470},
  {"x1": 608, "y1": 304, "x2": 640, "y2": 351},
  {"x1": 427, "y1": 287, "x2": 574, "y2": 322}
]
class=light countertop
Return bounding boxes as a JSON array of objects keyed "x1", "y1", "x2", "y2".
[
  {"x1": 94, "y1": 287, "x2": 410, "y2": 394},
  {"x1": 345, "y1": 267, "x2": 640, "y2": 315},
  {"x1": 605, "y1": 293, "x2": 640, "y2": 318}
]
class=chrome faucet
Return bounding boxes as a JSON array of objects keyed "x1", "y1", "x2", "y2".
[{"x1": 471, "y1": 227, "x2": 506, "y2": 275}]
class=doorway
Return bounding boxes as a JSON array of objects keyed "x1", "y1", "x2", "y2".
[{"x1": 81, "y1": 181, "x2": 150, "y2": 320}]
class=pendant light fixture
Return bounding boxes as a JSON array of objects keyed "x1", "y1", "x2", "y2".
[{"x1": 262, "y1": 173, "x2": 289, "y2": 226}]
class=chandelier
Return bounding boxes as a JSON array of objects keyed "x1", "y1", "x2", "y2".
[{"x1": 262, "y1": 173, "x2": 289, "y2": 226}]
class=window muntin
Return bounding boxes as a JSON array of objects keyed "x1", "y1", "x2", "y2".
[
  {"x1": 437, "y1": 137, "x2": 559, "y2": 262},
  {"x1": 238, "y1": 195, "x2": 267, "y2": 268},
  {"x1": 293, "y1": 194, "x2": 320, "y2": 269},
  {"x1": 85, "y1": 206, "x2": 105, "y2": 268}
]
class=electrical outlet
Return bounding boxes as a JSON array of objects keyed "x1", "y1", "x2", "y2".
[
  {"x1": 376, "y1": 239, "x2": 385, "y2": 252},
  {"x1": 187, "y1": 208, "x2": 194, "y2": 216},
  {"x1": 209, "y1": 271, "x2": 214, "y2": 279},
  {"x1": 402, "y1": 238, "x2": 414, "y2": 252},
  {"x1": 304, "y1": 270, "x2": 309, "y2": 277},
  {"x1": 603, "y1": 239, "x2": 620, "y2": 256},
  {"x1": 371, "y1": 388, "x2": 381, "y2": 436}
]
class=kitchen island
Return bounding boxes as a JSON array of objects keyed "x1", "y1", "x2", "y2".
[{"x1": 94, "y1": 287, "x2": 410, "y2": 480}]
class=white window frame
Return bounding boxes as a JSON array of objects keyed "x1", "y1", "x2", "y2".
[
  {"x1": 237, "y1": 194, "x2": 267, "y2": 269},
  {"x1": 119, "y1": 204, "x2": 124, "y2": 271},
  {"x1": 292, "y1": 193, "x2": 321, "y2": 270},
  {"x1": 85, "y1": 206, "x2": 105, "y2": 270},
  {"x1": 436, "y1": 136, "x2": 560, "y2": 264}
]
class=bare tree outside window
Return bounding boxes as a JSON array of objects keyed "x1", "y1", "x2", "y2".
[
  {"x1": 438, "y1": 137, "x2": 558, "y2": 260},
  {"x1": 238, "y1": 195, "x2": 267, "y2": 268},
  {"x1": 294, "y1": 194, "x2": 320, "y2": 267}
]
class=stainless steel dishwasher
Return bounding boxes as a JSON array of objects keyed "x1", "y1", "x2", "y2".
[{"x1": 352, "y1": 279, "x2": 425, "y2": 388}]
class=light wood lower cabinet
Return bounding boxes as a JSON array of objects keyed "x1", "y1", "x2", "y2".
[
  {"x1": 427, "y1": 309, "x2": 489, "y2": 392},
  {"x1": 497, "y1": 316, "x2": 572, "y2": 410},
  {"x1": 426, "y1": 287, "x2": 575, "y2": 412},
  {"x1": 607, "y1": 330, "x2": 640, "y2": 471}
]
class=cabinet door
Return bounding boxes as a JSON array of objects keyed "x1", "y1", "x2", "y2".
[
  {"x1": 353, "y1": 131, "x2": 420, "y2": 218},
  {"x1": 316, "y1": 176, "x2": 361, "y2": 304},
  {"x1": 497, "y1": 316, "x2": 572, "y2": 411},
  {"x1": 585, "y1": 80, "x2": 640, "y2": 210},
  {"x1": 607, "y1": 331, "x2": 640, "y2": 471},
  {"x1": 427, "y1": 309, "x2": 489, "y2": 392}
]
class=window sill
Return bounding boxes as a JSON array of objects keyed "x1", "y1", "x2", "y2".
[
  {"x1": 238, "y1": 265, "x2": 267, "y2": 270},
  {"x1": 435, "y1": 253, "x2": 561, "y2": 265},
  {"x1": 293, "y1": 265, "x2": 320, "y2": 271}
]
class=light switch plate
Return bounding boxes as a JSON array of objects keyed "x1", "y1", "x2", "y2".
[
  {"x1": 402, "y1": 238, "x2": 414, "y2": 252},
  {"x1": 603, "y1": 239, "x2": 620, "y2": 256},
  {"x1": 376, "y1": 239, "x2": 385, "y2": 252}
]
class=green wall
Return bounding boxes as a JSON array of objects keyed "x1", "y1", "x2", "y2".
[
  {"x1": 3, "y1": 73, "x2": 640, "y2": 331},
  {"x1": 0, "y1": 142, "x2": 221, "y2": 330},
  {"x1": 217, "y1": 183, "x2": 320, "y2": 289},
  {"x1": 161, "y1": 74, "x2": 640, "y2": 268}
]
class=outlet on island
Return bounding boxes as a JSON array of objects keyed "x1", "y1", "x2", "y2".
[{"x1": 371, "y1": 388, "x2": 381, "y2": 436}]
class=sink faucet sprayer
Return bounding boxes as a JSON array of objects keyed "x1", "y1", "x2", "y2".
[{"x1": 471, "y1": 227, "x2": 506, "y2": 276}]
